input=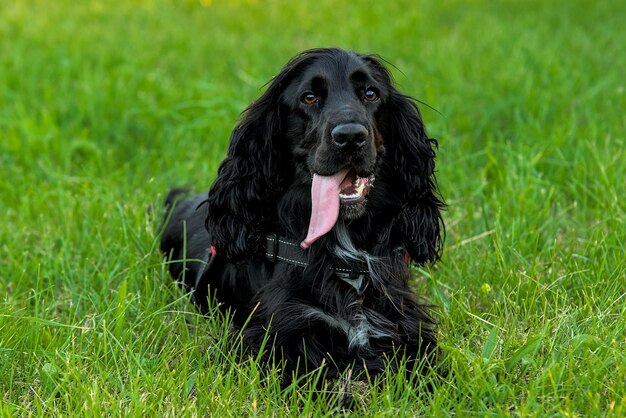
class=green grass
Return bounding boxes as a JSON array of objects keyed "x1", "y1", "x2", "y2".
[{"x1": 1, "y1": 0, "x2": 625, "y2": 415}]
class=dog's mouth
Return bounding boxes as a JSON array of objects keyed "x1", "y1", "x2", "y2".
[
  {"x1": 300, "y1": 167, "x2": 374, "y2": 249},
  {"x1": 337, "y1": 168, "x2": 375, "y2": 205}
]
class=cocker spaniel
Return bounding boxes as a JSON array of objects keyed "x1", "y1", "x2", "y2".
[{"x1": 161, "y1": 48, "x2": 444, "y2": 388}]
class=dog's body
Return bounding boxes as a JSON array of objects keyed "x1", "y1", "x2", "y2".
[{"x1": 161, "y1": 48, "x2": 444, "y2": 383}]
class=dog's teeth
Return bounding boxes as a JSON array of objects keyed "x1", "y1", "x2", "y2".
[
  {"x1": 339, "y1": 176, "x2": 371, "y2": 202},
  {"x1": 340, "y1": 183, "x2": 365, "y2": 200}
]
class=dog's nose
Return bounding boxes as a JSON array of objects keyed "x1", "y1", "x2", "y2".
[{"x1": 331, "y1": 123, "x2": 368, "y2": 148}]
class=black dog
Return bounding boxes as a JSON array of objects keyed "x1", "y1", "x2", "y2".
[{"x1": 161, "y1": 48, "x2": 444, "y2": 385}]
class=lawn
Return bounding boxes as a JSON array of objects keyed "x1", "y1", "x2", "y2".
[{"x1": 1, "y1": 0, "x2": 625, "y2": 415}]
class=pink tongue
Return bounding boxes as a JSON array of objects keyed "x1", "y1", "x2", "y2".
[{"x1": 300, "y1": 168, "x2": 350, "y2": 249}]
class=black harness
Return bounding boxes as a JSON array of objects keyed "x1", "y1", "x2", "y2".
[
  {"x1": 264, "y1": 234, "x2": 370, "y2": 291},
  {"x1": 193, "y1": 234, "x2": 372, "y2": 299}
]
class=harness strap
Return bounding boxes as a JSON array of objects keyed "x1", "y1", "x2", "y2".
[
  {"x1": 197, "y1": 235, "x2": 382, "y2": 296},
  {"x1": 264, "y1": 234, "x2": 370, "y2": 283},
  {"x1": 265, "y1": 234, "x2": 309, "y2": 267}
]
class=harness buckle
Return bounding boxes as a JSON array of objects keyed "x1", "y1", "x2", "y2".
[{"x1": 265, "y1": 234, "x2": 277, "y2": 262}]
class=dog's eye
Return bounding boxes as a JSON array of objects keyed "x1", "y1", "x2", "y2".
[
  {"x1": 363, "y1": 87, "x2": 379, "y2": 102},
  {"x1": 301, "y1": 91, "x2": 319, "y2": 105}
]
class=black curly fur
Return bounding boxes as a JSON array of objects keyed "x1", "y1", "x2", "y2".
[{"x1": 161, "y1": 48, "x2": 445, "y2": 385}]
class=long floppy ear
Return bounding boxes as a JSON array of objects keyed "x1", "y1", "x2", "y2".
[
  {"x1": 387, "y1": 89, "x2": 445, "y2": 264},
  {"x1": 205, "y1": 85, "x2": 283, "y2": 262},
  {"x1": 363, "y1": 55, "x2": 444, "y2": 264},
  {"x1": 205, "y1": 52, "x2": 317, "y2": 262}
]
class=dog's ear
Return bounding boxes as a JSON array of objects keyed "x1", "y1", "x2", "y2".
[
  {"x1": 206, "y1": 54, "x2": 314, "y2": 262},
  {"x1": 386, "y1": 90, "x2": 445, "y2": 264},
  {"x1": 362, "y1": 54, "x2": 444, "y2": 264},
  {"x1": 205, "y1": 87, "x2": 283, "y2": 262}
]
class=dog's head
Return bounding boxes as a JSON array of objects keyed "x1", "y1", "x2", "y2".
[
  {"x1": 279, "y1": 51, "x2": 384, "y2": 240},
  {"x1": 207, "y1": 48, "x2": 443, "y2": 262}
]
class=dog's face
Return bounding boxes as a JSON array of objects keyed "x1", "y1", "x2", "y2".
[
  {"x1": 207, "y1": 48, "x2": 443, "y2": 260},
  {"x1": 280, "y1": 53, "x2": 387, "y2": 221}
]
